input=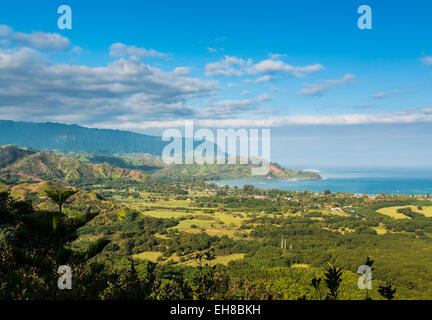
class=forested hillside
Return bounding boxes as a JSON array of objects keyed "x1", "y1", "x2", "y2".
[
  {"x1": 0, "y1": 146, "x2": 321, "y2": 182},
  {"x1": 1, "y1": 146, "x2": 432, "y2": 299},
  {"x1": 0, "y1": 120, "x2": 165, "y2": 154}
]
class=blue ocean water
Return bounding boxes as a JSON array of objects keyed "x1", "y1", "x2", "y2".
[{"x1": 211, "y1": 168, "x2": 432, "y2": 195}]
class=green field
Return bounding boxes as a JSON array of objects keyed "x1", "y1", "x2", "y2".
[
  {"x1": 376, "y1": 207, "x2": 411, "y2": 219},
  {"x1": 133, "y1": 251, "x2": 246, "y2": 266},
  {"x1": 377, "y1": 205, "x2": 432, "y2": 219}
]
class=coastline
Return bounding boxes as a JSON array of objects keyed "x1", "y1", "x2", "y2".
[{"x1": 208, "y1": 175, "x2": 432, "y2": 196}]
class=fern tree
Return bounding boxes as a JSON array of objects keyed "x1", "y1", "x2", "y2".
[
  {"x1": 324, "y1": 263, "x2": 343, "y2": 300},
  {"x1": 45, "y1": 188, "x2": 78, "y2": 215},
  {"x1": 311, "y1": 277, "x2": 325, "y2": 300},
  {"x1": 189, "y1": 248, "x2": 228, "y2": 300},
  {"x1": 0, "y1": 190, "x2": 110, "y2": 299}
]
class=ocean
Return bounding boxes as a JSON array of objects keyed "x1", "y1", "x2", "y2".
[{"x1": 211, "y1": 167, "x2": 432, "y2": 195}]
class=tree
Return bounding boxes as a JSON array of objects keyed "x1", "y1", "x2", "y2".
[
  {"x1": 191, "y1": 248, "x2": 226, "y2": 300},
  {"x1": 311, "y1": 277, "x2": 325, "y2": 300},
  {"x1": 0, "y1": 191, "x2": 109, "y2": 299},
  {"x1": 100, "y1": 258, "x2": 155, "y2": 300},
  {"x1": 324, "y1": 263, "x2": 343, "y2": 300},
  {"x1": 378, "y1": 282, "x2": 397, "y2": 300},
  {"x1": 45, "y1": 187, "x2": 78, "y2": 215}
]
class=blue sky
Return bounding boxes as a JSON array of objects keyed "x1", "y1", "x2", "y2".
[{"x1": 0, "y1": 0, "x2": 431, "y2": 168}]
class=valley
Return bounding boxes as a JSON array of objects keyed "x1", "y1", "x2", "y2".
[{"x1": 2, "y1": 145, "x2": 432, "y2": 299}]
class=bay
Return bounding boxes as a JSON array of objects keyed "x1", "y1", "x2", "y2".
[{"x1": 211, "y1": 167, "x2": 432, "y2": 195}]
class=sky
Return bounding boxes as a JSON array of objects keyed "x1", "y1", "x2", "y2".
[{"x1": 0, "y1": 0, "x2": 431, "y2": 168}]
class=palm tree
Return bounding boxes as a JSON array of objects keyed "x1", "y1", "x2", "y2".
[
  {"x1": 324, "y1": 262, "x2": 343, "y2": 300},
  {"x1": 311, "y1": 277, "x2": 325, "y2": 300},
  {"x1": 45, "y1": 188, "x2": 78, "y2": 215}
]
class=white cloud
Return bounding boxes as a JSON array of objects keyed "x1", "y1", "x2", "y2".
[
  {"x1": 205, "y1": 56, "x2": 323, "y2": 79},
  {"x1": 201, "y1": 94, "x2": 270, "y2": 118},
  {"x1": 0, "y1": 25, "x2": 70, "y2": 52},
  {"x1": 0, "y1": 25, "x2": 12, "y2": 37},
  {"x1": 300, "y1": 74, "x2": 355, "y2": 96},
  {"x1": 98, "y1": 108, "x2": 432, "y2": 129},
  {"x1": 172, "y1": 66, "x2": 190, "y2": 75},
  {"x1": 250, "y1": 59, "x2": 324, "y2": 77},
  {"x1": 372, "y1": 91, "x2": 390, "y2": 99},
  {"x1": 0, "y1": 47, "x2": 218, "y2": 123},
  {"x1": 205, "y1": 55, "x2": 245, "y2": 77},
  {"x1": 244, "y1": 76, "x2": 273, "y2": 83},
  {"x1": 255, "y1": 75, "x2": 273, "y2": 83},
  {"x1": 372, "y1": 89, "x2": 401, "y2": 99},
  {"x1": 109, "y1": 42, "x2": 166, "y2": 58}
]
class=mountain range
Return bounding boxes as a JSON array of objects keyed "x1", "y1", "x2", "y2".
[
  {"x1": 0, "y1": 120, "x2": 165, "y2": 155},
  {"x1": 0, "y1": 120, "x2": 321, "y2": 181}
]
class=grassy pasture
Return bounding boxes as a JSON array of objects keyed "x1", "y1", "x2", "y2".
[
  {"x1": 133, "y1": 251, "x2": 246, "y2": 266},
  {"x1": 376, "y1": 205, "x2": 432, "y2": 219},
  {"x1": 132, "y1": 251, "x2": 162, "y2": 262},
  {"x1": 372, "y1": 225, "x2": 388, "y2": 235},
  {"x1": 376, "y1": 206, "x2": 411, "y2": 219},
  {"x1": 140, "y1": 210, "x2": 194, "y2": 219}
]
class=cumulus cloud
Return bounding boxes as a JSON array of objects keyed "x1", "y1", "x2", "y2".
[
  {"x1": 255, "y1": 75, "x2": 273, "y2": 83},
  {"x1": 2, "y1": 24, "x2": 426, "y2": 133},
  {"x1": 109, "y1": 42, "x2": 166, "y2": 58},
  {"x1": 0, "y1": 25, "x2": 70, "y2": 51},
  {"x1": 300, "y1": 74, "x2": 355, "y2": 96},
  {"x1": 0, "y1": 47, "x2": 217, "y2": 123},
  {"x1": 205, "y1": 55, "x2": 324, "y2": 80},
  {"x1": 204, "y1": 55, "x2": 247, "y2": 77},
  {"x1": 205, "y1": 54, "x2": 325, "y2": 83},
  {"x1": 172, "y1": 66, "x2": 190, "y2": 75},
  {"x1": 249, "y1": 59, "x2": 324, "y2": 77}
]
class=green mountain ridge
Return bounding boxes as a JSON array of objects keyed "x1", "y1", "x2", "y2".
[
  {"x1": 0, "y1": 120, "x2": 165, "y2": 154},
  {"x1": 153, "y1": 162, "x2": 321, "y2": 180},
  {"x1": 0, "y1": 120, "x2": 321, "y2": 180},
  {"x1": 49, "y1": 149, "x2": 320, "y2": 180},
  {"x1": 0, "y1": 146, "x2": 321, "y2": 183},
  {"x1": 0, "y1": 145, "x2": 35, "y2": 169},
  {"x1": 0, "y1": 147, "x2": 147, "y2": 184}
]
